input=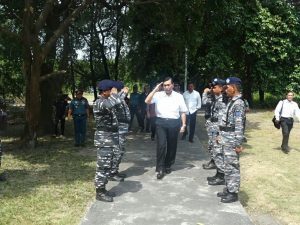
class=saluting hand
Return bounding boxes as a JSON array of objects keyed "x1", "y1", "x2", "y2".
[
  {"x1": 111, "y1": 87, "x2": 118, "y2": 94},
  {"x1": 154, "y1": 82, "x2": 163, "y2": 92},
  {"x1": 122, "y1": 87, "x2": 129, "y2": 94}
]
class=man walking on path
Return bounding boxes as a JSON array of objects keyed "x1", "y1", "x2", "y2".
[
  {"x1": 68, "y1": 90, "x2": 89, "y2": 147},
  {"x1": 182, "y1": 82, "x2": 202, "y2": 143},
  {"x1": 145, "y1": 77, "x2": 188, "y2": 180},
  {"x1": 274, "y1": 91, "x2": 300, "y2": 153},
  {"x1": 217, "y1": 77, "x2": 246, "y2": 203}
]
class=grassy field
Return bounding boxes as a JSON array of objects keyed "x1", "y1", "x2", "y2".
[
  {"x1": 0, "y1": 109, "x2": 300, "y2": 225},
  {"x1": 240, "y1": 110, "x2": 300, "y2": 225}
]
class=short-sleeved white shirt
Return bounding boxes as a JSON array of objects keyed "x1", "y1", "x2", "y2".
[{"x1": 151, "y1": 91, "x2": 188, "y2": 119}]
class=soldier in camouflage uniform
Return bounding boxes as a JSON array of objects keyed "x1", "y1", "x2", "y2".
[
  {"x1": 205, "y1": 78, "x2": 227, "y2": 186},
  {"x1": 217, "y1": 77, "x2": 246, "y2": 203},
  {"x1": 109, "y1": 81, "x2": 130, "y2": 179},
  {"x1": 202, "y1": 82, "x2": 216, "y2": 169},
  {"x1": 93, "y1": 80, "x2": 122, "y2": 202}
]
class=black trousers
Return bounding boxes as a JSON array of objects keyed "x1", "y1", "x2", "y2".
[
  {"x1": 183, "y1": 111, "x2": 197, "y2": 141},
  {"x1": 155, "y1": 117, "x2": 180, "y2": 172},
  {"x1": 280, "y1": 117, "x2": 293, "y2": 149},
  {"x1": 150, "y1": 117, "x2": 156, "y2": 139}
]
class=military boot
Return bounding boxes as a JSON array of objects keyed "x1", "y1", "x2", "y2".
[
  {"x1": 208, "y1": 172, "x2": 225, "y2": 185},
  {"x1": 202, "y1": 159, "x2": 217, "y2": 170},
  {"x1": 217, "y1": 188, "x2": 228, "y2": 197},
  {"x1": 96, "y1": 188, "x2": 113, "y2": 202},
  {"x1": 221, "y1": 192, "x2": 238, "y2": 203},
  {"x1": 207, "y1": 171, "x2": 219, "y2": 181}
]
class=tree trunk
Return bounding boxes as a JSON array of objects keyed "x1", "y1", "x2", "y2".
[{"x1": 259, "y1": 88, "x2": 264, "y2": 104}]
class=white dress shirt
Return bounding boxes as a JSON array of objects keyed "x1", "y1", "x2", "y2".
[
  {"x1": 275, "y1": 99, "x2": 300, "y2": 120},
  {"x1": 183, "y1": 90, "x2": 202, "y2": 114},
  {"x1": 151, "y1": 91, "x2": 188, "y2": 119}
]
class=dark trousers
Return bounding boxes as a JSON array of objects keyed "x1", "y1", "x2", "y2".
[
  {"x1": 183, "y1": 111, "x2": 197, "y2": 141},
  {"x1": 54, "y1": 117, "x2": 65, "y2": 136},
  {"x1": 280, "y1": 117, "x2": 293, "y2": 149},
  {"x1": 73, "y1": 116, "x2": 87, "y2": 145},
  {"x1": 155, "y1": 117, "x2": 180, "y2": 172},
  {"x1": 129, "y1": 106, "x2": 143, "y2": 130},
  {"x1": 150, "y1": 117, "x2": 156, "y2": 139}
]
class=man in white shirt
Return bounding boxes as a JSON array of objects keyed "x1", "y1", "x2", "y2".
[
  {"x1": 182, "y1": 82, "x2": 202, "y2": 143},
  {"x1": 274, "y1": 91, "x2": 300, "y2": 153},
  {"x1": 145, "y1": 77, "x2": 188, "y2": 179}
]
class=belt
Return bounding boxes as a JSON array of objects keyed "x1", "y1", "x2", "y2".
[
  {"x1": 74, "y1": 114, "x2": 86, "y2": 117},
  {"x1": 210, "y1": 117, "x2": 218, "y2": 122},
  {"x1": 219, "y1": 126, "x2": 235, "y2": 132},
  {"x1": 281, "y1": 117, "x2": 293, "y2": 120},
  {"x1": 157, "y1": 117, "x2": 179, "y2": 121}
]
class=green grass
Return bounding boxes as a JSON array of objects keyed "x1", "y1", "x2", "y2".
[
  {"x1": 240, "y1": 110, "x2": 300, "y2": 225},
  {"x1": 0, "y1": 123, "x2": 96, "y2": 225}
]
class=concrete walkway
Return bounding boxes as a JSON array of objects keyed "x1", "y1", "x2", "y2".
[{"x1": 81, "y1": 117, "x2": 253, "y2": 225}]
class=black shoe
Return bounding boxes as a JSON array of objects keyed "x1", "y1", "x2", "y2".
[
  {"x1": 96, "y1": 188, "x2": 113, "y2": 202},
  {"x1": 115, "y1": 172, "x2": 127, "y2": 178},
  {"x1": 221, "y1": 192, "x2": 238, "y2": 203},
  {"x1": 208, "y1": 177, "x2": 225, "y2": 185},
  {"x1": 103, "y1": 189, "x2": 116, "y2": 197},
  {"x1": 151, "y1": 136, "x2": 155, "y2": 141},
  {"x1": 202, "y1": 159, "x2": 217, "y2": 170},
  {"x1": 189, "y1": 139, "x2": 194, "y2": 143},
  {"x1": 108, "y1": 175, "x2": 124, "y2": 182},
  {"x1": 217, "y1": 189, "x2": 229, "y2": 197},
  {"x1": 165, "y1": 168, "x2": 172, "y2": 174},
  {"x1": 157, "y1": 171, "x2": 165, "y2": 180},
  {"x1": 207, "y1": 171, "x2": 218, "y2": 181}
]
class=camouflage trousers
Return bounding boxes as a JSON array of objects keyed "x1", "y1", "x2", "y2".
[
  {"x1": 95, "y1": 145, "x2": 119, "y2": 188},
  {"x1": 205, "y1": 121, "x2": 214, "y2": 158},
  {"x1": 212, "y1": 133, "x2": 224, "y2": 173},
  {"x1": 222, "y1": 144, "x2": 240, "y2": 193}
]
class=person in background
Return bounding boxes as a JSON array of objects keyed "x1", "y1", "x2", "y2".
[
  {"x1": 145, "y1": 77, "x2": 188, "y2": 180},
  {"x1": 128, "y1": 84, "x2": 143, "y2": 131},
  {"x1": 139, "y1": 84, "x2": 150, "y2": 132},
  {"x1": 147, "y1": 84, "x2": 161, "y2": 140},
  {"x1": 274, "y1": 91, "x2": 300, "y2": 153},
  {"x1": 182, "y1": 82, "x2": 202, "y2": 143},
  {"x1": 53, "y1": 93, "x2": 70, "y2": 138},
  {"x1": 68, "y1": 90, "x2": 89, "y2": 147}
]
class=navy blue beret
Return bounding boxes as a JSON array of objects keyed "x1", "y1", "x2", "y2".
[
  {"x1": 226, "y1": 77, "x2": 242, "y2": 86},
  {"x1": 114, "y1": 81, "x2": 124, "y2": 90},
  {"x1": 97, "y1": 79, "x2": 114, "y2": 91},
  {"x1": 212, "y1": 78, "x2": 225, "y2": 86}
]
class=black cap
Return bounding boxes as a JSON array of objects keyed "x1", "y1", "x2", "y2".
[
  {"x1": 225, "y1": 77, "x2": 242, "y2": 86},
  {"x1": 212, "y1": 78, "x2": 225, "y2": 86}
]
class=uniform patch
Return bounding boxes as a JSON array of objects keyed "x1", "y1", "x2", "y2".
[{"x1": 235, "y1": 111, "x2": 241, "y2": 117}]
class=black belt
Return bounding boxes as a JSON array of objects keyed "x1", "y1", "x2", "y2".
[
  {"x1": 281, "y1": 117, "x2": 293, "y2": 120},
  {"x1": 219, "y1": 126, "x2": 235, "y2": 132},
  {"x1": 74, "y1": 114, "x2": 86, "y2": 117},
  {"x1": 210, "y1": 117, "x2": 218, "y2": 122}
]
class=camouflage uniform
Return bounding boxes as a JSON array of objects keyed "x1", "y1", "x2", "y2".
[
  {"x1": 93, "y1": 94, "x2": 121, "y2": 189},
  {"x1": 202, "y1": 91, "x2": 214, "y2": 157},
  {"x1": 219, "y1": 94, "x2": 245, "y2": 193},
  {"x1": 209, "y1": 95, "x2": 227, "y2": 173},
  {"x1": 110, "y1": 92, "x2": 130, "y2": 175}
]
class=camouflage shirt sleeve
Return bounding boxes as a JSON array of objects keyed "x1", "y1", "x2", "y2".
[{"x1": 233, "y1": 99, "x2": 246, "y2": 147}]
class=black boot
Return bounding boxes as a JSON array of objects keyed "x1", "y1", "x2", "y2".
[
  {"x1": 202, "y1": 159, "x2": 217, "y2": 170},
  {"x1": 221, "y1": 192, "x2": 238, "y2": 203},
  {"x1": 96, "y1": 188, "x2": 113, "y2": 202},
  {"x1": 217, "y1": 188, "x2": 228, "y2": 197},
  {"x1": 208, "y1": 172, "x2": 225, "y2": 185},
  {"x1": 207, "y1": 171, "x2": 219, "y2": 181},
  {"x1": 108, "y1": 174, "x2": 124, "y2": 182}
]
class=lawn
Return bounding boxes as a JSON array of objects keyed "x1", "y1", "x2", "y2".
[{"x1": 240, "y1": 110, "x2": 300, "y2": 225}]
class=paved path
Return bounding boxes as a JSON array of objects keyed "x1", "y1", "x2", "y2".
[{"x1": 81, "y1": 116, "x2": 253, "y2": 225}]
